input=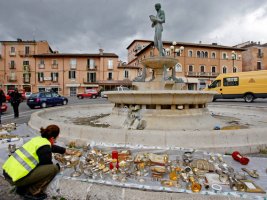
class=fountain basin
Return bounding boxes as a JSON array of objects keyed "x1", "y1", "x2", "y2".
[
  {"x1": 105, "y1": 90, "x2": 217, "y2": 105},
  {"x1": 141, "y1": 56, "x2": 178, "y2": 69}
]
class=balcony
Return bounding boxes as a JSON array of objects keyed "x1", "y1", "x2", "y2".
[
  {"x1": 23, "y1": 65, "x2": 30, "y2": 72},
  {"x1": 19, "y1": 51, "x2": 34, "y2": 57},
  {"x1": 83, "y1": 78, "x2": 96, "y2": 84},
  {"x1": 107, "y1": 78, "x2": 113, "y2": 81},
  {"x1": 38, "y1": 77, "x2": 44, "y2": 82},
  {"x1": 257, "y1": 53, "x2": 264, "y2": 58},
  {"x1": 186, "y1": 71, "x2": 219, "y2": 77},
  {"x1": 39, "y1": 64, "x2": 45, "y2": 69},
  {"x1": 23, "y1": 77, "x2": 30, "y2": 83},
  {"x1": 108, "y1": 66, "x2": 113, "y2": 70},
  {"x1": 9, "y1": 51, "x2": 16, "y2": 56},
  {"x1": 9, "y1": 63, "x2": 16, "y2": 69},
  {"x1": 8, "y1": 74, "x2": 17, "y2": 82},
  {"x1": 52, "y1": 63, "x2": 58, "y2": 69},
  {"x1": 70, "y1": 64, "x2": 76, "y2": 69},
  {"x1": 52, "y1": 77, "x2": 58, "y2": 82},
  {"x1": 87, "y1": 65, "x2": 97, "y2": 70}
]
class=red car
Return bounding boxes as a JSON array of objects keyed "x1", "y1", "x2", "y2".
[
  {"x1": 1, "y1": 103, "x2": 7, "y2": 112},
  {"x1": 77, "y1": 89, "x2": 99, "y2": 99}
]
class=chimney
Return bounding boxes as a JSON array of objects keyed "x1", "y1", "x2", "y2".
[
  {"x1": 199, "y1": 41, "x2": 202, "y2": 44},
  {"x1": 99, "y1": 49, "x2": 104, "y2": 55},
  {"x1": 17, "y1": 38, "x2": 22, "y2": 42}
]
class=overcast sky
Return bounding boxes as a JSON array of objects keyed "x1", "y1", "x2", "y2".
[{"x1": 1, "y1": 0, "x2": 267, "y2": 61}]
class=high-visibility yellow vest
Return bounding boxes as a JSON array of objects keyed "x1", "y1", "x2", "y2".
[{"x1": 2, "y1": 136, "x2": 51, "y2": 182}]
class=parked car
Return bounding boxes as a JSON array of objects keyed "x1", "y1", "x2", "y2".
[
  {"x1": 27, "y1": 92, "x2": 68, "y2": 109},
  {"x1": 101, "y1": 86, "x2": 130, "y2": 98},
  {"x1": 25, "y1": 92, "x2": 32, "y2": 99},
  {"x1": 77, "y1": 89, "x2": 98, "y2": 99},
  {"x1": 1, "y1": 103, "x2": 7, "y2": 112}
]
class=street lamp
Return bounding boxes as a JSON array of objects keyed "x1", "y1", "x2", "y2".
[
  {"x1": 168, "y1": 41, "x2": 184, "y2": 57},
  {"x1": 231, "y1": 51, "x2": 236, "y2": 72}
]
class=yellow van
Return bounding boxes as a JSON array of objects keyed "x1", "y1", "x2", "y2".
[{"x1": 206, "y1": 70, "x2": 267, "y2": 102}]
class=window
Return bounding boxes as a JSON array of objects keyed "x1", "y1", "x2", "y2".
[
  {"x1": 38, "y1": 72, "x2": 44, "y2": 82},
  {"x1": 10, "y1": 47, "x2": 15, "y2": 54},
  {"x1": 45, "y1": 93, "x2": 52, "y2": 98},
  {"x1": 87, "y1": 59, "x2": 95, "y2": 69},
  {"x1": 69, "y1": 70, "x2": 76, "y2": 79},
  {"x1": 39, "y1": 59, "x2": 45, "y2": 68},
  {"x1": 52, "y1": 59, "x2": 57, "y2": 65},
  {"x1": 23, "y1": 60, "x2": 29, "y2": 65},
  {"x1": 108, "y1": 59, "x2": 113, "y2": 69},
  {"x1": 222, "y1": 66, "x2": 227, "y2": 73},
  {"x1": 23, "y1": 73, "x2": 30, "y2": 83},
  {"x1": 188, "y1": 65, "x2": 193, "y2": 72},
  {"x1": 124, "y1": 70, "x2": 129, "y2": 78},
  {"x1": 201, "y1": 51, "x2": 205, "y2": 58},
  {"x1": 222, "y1": 53, "x2": 228, "y2": 59},
  {"x1": 108, "y1": 72, "x2": 113, "y2": 80},
  {"x1": 200, "y1": 65, "x2": 205, "y2": 73},
  {"x1": 25, "y1": 46, "x2": 30, "y2": 55},
  {"x1": 233, "y1": 67, "x2": 237, "y2": 73},
  {"x1": 223, "y1": 77, "x2": 239, "y2": 86},
  {"x1": 212, "y1": 66, "x2": 216, "y2": 73},
  {"x1": 10, "y1": 60, "x2": 15, "y2": 69},
  {"x1": 70, "y1": 59, "x2": 76, "y2": 69},
  {"x1": 211, "y1": 52, "x2": 216, "y2": 59},
  {"x1": 175, "y1": 63, "x2": 182, "y2": 72},
  {"x1": 51, "y1": 72, "x2": 58, "y2": 82},
  {"x1": 197, "y1": 51, "x2": 201, "y2": 58},
  {"x1": 209, "y1": 80, "x2": 221, "y2": 88},
  {"x1": 204, "y1": 51, "x2": 208, "y2": 58},
  {"x1": 257, "y1": 62, "x2": 262, "y2": 70},
  {"x1": 188, "y1": 50, "x2": 193, "y2": 57},
  {"x1": 87, "y1": 72, "x2": 96, "y2": 82}
]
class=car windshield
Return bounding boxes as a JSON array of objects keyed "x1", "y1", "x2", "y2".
[{"x1": 30, "y1": 93, "x2": 38, "y2": 98}]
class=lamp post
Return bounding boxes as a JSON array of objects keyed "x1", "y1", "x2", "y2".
[
  {"x1": 231, "y1": 51, "x2": 236, "y2": 72},
  {"x1": 168, "y1": 41, "x2": 184, "y2": 57}
]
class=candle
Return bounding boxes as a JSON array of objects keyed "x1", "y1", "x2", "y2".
[{"x1": 112, "y1": 150, "x2": 118, "y2": 159}]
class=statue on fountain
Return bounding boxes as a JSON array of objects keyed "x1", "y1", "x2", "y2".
[{"x1": 150, "y1": 3, "x2": 165, "y2": 57}]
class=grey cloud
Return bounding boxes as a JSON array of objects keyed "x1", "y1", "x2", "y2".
[{"x1": 0, "y1": 0, "x2": 267, "y2": 61}]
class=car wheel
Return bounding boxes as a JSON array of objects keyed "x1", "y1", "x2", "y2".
[
  {"x1": 92, "y1": 95, "x2": 96, "y2": 99},
  {"x1": 78, "y1": 96, "x2": 83, "y2": 99},
  {"x1": 41, "y1": 102, "x2": 47, "y2": 108},
  {"x1": 244, "y1": 94, "x2": 254, "y2": 103},
  {"x1": 62, "y1": 100, "x2": 68, "y2": 105},
  {"x1": 29, "y1": 106, "x2": 34, "y2": 109}
]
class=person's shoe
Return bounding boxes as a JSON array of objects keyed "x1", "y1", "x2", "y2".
[
  {"x1": 24, "y1": 192, "x2": 47, "y2": 200},
  {"x1": 15, "y1": 186, "x2": 27, "y2": 196}
]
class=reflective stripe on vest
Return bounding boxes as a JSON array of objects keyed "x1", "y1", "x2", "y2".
[{"x1": 2, "y1": 136, "x2": 51, "y2": 182}]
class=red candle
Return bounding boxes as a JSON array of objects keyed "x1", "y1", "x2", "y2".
[
  {"x1": 112, "y1": 150, "x2": 118, "y2": 159},
  {"x1": 109, "y1": 162, "x2": 114, "y2": 170}
]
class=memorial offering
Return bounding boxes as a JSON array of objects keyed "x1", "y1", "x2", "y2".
[{"x1": 53, "y1": 145, "x2": 266, "y2": 198}]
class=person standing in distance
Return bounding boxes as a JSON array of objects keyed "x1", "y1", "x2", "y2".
[
  {"x1": 0, "y1": 89, "x2": 6, "y2": 124},
  {"x1": 9, "y1": 88, "x2": 22, "y2": 118},
  {"x1": 151, "y1": 3, "x2": 165, "y2": 56}
]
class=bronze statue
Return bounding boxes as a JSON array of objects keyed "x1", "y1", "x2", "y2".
[{"x1": 150, "y1": 3, "x2": 165, "y2": 56}]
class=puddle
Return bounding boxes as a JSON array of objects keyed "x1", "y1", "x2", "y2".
[{"x1": 72, "y1": 114, "x2": 110, "y2": 127}]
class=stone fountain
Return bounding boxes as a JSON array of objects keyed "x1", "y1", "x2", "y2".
[{"x1": 103, "y1": 3, "x2": 218, "y2": 131}]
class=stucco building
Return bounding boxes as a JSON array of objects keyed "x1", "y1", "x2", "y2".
[
  {"x1": 234, "y1": 41, "x2": 267, "y2": 71},
  {"x1": 0, "y1": 39, "x2": 139, "y2": 96},
  {"x1": 127, "y1": 40, "x2": 245, "y2": 90}
]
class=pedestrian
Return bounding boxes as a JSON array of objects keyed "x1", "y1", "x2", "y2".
[
  {"x1": 0, "y1": 89, "x2": 6, "y2": 124},
  {"x1": 2, "y1": 124, "x2": 72, "y2": 200},
  {"x1": 9, "y1": 88, "x2": 22, "y2": 118}
]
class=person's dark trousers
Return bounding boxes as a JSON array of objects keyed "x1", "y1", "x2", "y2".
[
  {"x1": 0, "y1": 103, "x2": 2, "y2": 124},
  {"x1": 12, "y1": 103, "x2": 19, "y2": 118},
  {"x1": 5, "y1": 164, "x2": 59, "y2": 196}
]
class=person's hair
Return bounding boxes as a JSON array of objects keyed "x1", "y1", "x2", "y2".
[
  {"x1": 40, "y1": 124, "x2": 60, "y2": 139},
  {"x1": 155, "y1": 3, "x2": 161, "y2": 8}
]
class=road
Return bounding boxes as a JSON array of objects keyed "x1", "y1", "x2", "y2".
[
  {"x1": 1, "y1": 97, "x2": 110, "y2": 124},
  {"x1": 1, "y1": 97, "x2": 267, "y2": 125}
]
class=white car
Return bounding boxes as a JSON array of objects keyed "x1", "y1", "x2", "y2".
[{"x1": 25, "y1": 92, "x2": 32, "y2": 99}]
